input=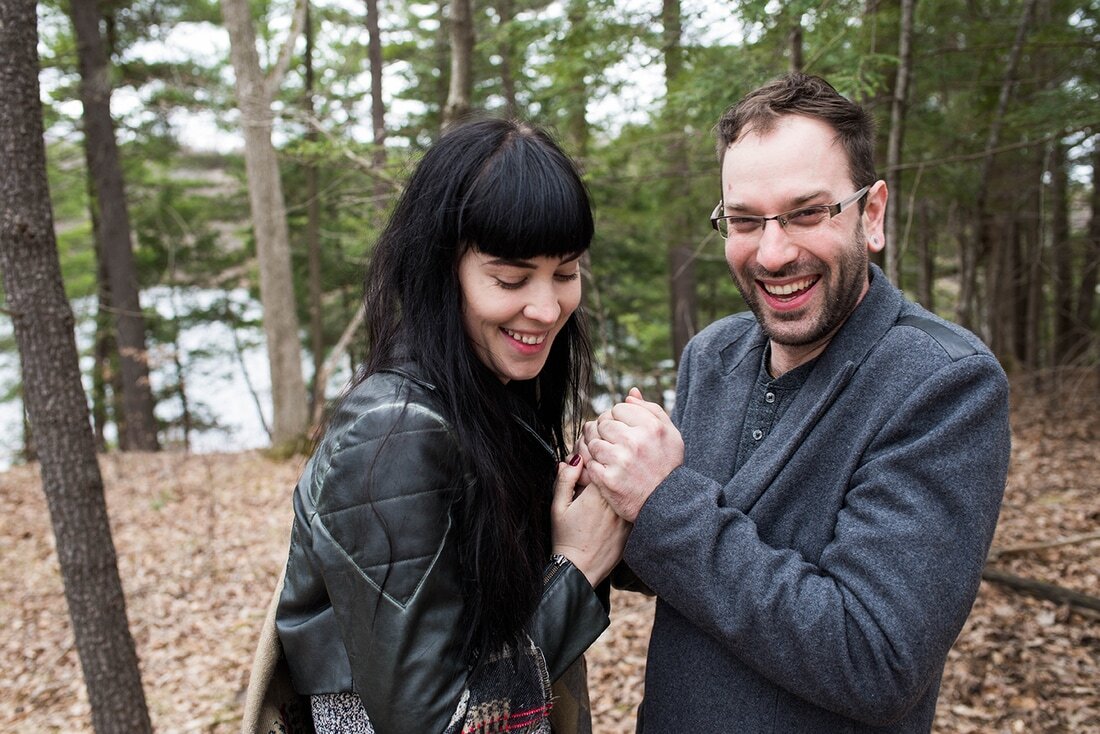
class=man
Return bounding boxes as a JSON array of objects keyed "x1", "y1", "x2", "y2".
[{"x1": 580, "y1": 73, "x2": 1010, "y2": 732}]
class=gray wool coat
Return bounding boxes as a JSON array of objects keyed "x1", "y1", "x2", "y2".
[{"x1": 625, "y1": 265, "x2": 1011, "y2": 733}]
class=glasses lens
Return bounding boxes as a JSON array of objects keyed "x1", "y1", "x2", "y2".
[{"x1": 785, "y1": 206, "x2": 830, "y2": 228}]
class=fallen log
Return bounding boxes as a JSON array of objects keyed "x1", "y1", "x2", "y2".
[
  {"x1": 987, "y1": 531, "x2": 1100, "y2": 560},
  {"x1": 981, "y1": 566, "x2": 1100, "y2": 615}
]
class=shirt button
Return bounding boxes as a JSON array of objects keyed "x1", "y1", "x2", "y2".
[
  {"x1": 765, "y1": 392, "x2": 776, "y2": 403},
  {"x1": 752, "y1": 429, "x2": 764, "y2": 441}
]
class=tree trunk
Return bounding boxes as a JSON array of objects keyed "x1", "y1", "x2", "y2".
[
  {"x1": 366, "y1": 0, "x2": 387, "y2": 180},
  {"x1": 92, "y1": 248, "x2": 113, "y2": 452},
  {"x1": 443, "y1": 0, "x2": 474, "y2": 128},
  {"x1": 957, "y1": 220, "x2": 977, "y2": 330},
  {"x1": 564, "y1": 0, "x2": 590, "y2": 158},
  {"x1": 1072, "y1": 142, "x2": 1100, "y2": 362},
  {"x1": 434, "y1": 2, "x2": 451, "y2": 125},
  {"x1": 916, "y1": 198, "x2": 935, "y2": 310},
  {"x1": 495, "y1": 0, "x2": 518, "y2": 118},
  {"x1": 221, "y1": 0, "x2": 310, "y2": 448},
  {"x1": 988, "y1": 216, "x2": 1013, "y2": 359},
  {"x1": 69, "y1": 0, "x2": 160, "y2": 451},
  {"x1": 21, "y1": 397, "x2": 38, "y2": 463},
  {"x1": 0, "y1": 1, "x2": 152, "y2": 730},
  {"x1": 885, "y1": 0, "x2": 916, "y2": 286},
  {"x1": 1049, "y1": 141, "x2": 1073, "y2": 365},
  {"x1": 1025, "y1": 148, "x2": 1045, "y2": 371},
  {"x1": 662, "y1": 0, "x2": 696, "y2": 364},
  {"x1": 304, "y1": 1, "x2": 324, "y2": 415},
  {"x1": 788, "y1": 18, "x2": 803, "y2": 72},
  {"x1": 970, "y1": 0, "x2": 1038, "y2": 341}
]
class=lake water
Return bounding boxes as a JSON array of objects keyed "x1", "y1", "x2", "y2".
[{"x1": 0, "y1": 287, "x2": 348, "y2": 471}]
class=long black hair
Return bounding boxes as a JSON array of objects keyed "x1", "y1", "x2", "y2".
[{"x1": 359, "y1": 117, "x2": 594, "y2": 658}]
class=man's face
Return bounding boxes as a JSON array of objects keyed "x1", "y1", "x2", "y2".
[{"x1": 719, "y1": 114, "x2": 886, "y2": 370}]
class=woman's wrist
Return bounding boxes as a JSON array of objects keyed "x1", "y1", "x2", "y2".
[{"x1": 550, "y1": 547, "x2": 602, "y2": 588}]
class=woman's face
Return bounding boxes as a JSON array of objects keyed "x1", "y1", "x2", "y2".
[{"x1": 457, "y1": 249, "x2": 583, "y2": 383}]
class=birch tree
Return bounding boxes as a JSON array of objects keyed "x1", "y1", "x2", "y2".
[
  {"x1": 443, "y1": 0, "x2": 475, "y2": 127},
  {"x1": 220, "y1": 0, "x2": 311, "y2": 447}
]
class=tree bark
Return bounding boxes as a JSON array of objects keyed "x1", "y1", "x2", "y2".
[
  {"x1": 916, "y1": 197, "x2": 935, "y2": 310},
  {"x1": 885, "y1": 0, "x2": 916, "y2": 286},
  {"x1": 69, "y1": 0, "x2": 160, "y2": 451},
  {"x1": 494, "y1": 0, "x2": 518, "y2": 118},
  {"x1": 304, "y1": 1, "x2": 324, "y2": 416},
  {"x1": 1016, "y1": 147, "x2": 1041, "y2": 368},
  {"x1": 1071, "y1": 141, "x2": 1100, "y2": 363},
  {"x1": 969, "y1": 0, "x2": 1038, "y2": 337},
  {"x1": 221, "y1": 0, "x2": 311, "y2": 448},
  {"x1": 662, "y1": 0, "x2": 696, "y2": 364},
  {"x1": 1050, "y1": 142, "x2": 1073, "y2": 365},
  {"x1": 564, "y1": 0, "x2": 590, "y2": 157},
  {"x1": 788, "y1": 18, "x2": 803, "y2": 72},
  {"x1": 92, "y1": 247, "x2": 113, "y2": 452},
  {"x1": 366, "y1": 0, "x2": 387, "y2": 180},
  {"x1": 0, "y1": 1, "x2": 152, "y2": 729},
  {"x1": 443, "y1": 0, "x2": 474, "y2": 128}
]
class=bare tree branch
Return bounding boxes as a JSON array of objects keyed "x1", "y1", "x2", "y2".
[{"x1": 266, "y1": 0, "x2": 309, "y2": 98}]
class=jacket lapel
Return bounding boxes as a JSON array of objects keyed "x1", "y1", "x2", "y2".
[{"x1": 726, "y1": 265, "x2": 904, "y2": 514}]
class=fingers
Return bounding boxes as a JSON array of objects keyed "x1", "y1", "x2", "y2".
[
  {"x1": 553, "y1": 456, "x2": 584, "y2": 512},
  {"x1": 599, "y1": 390, "x2": 670, "y2": 428}
]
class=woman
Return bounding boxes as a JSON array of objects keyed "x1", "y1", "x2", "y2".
[{"x1": 275, "y1": 118, "x2": 630, "y2": 734}]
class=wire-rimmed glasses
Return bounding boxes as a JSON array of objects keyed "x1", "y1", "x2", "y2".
[{"x1": 710, "y1": 185, "x2": 871, "y2": 240}]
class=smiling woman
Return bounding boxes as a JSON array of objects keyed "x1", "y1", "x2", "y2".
[
  {"x1": 458, "y1": 251, "x2": 582, "y2": 383},
  {"x1": 266, "y1": 117, "x2": 631, "y2": 734}
]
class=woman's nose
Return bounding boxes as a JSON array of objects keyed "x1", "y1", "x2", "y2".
[{"x1": 523, "y1": 286, "x2": 561, "y2": 324}]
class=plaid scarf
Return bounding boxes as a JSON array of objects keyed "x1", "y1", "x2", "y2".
[{"x1": 444, "y1": 635, "x2": 553, "y2": 734}]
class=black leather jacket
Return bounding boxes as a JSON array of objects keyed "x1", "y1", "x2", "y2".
[{"x1": 275, "y1": 361, "x2": 609, "y2": 733}]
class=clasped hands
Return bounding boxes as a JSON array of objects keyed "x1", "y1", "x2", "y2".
[
  {"x1": 551, "y1": 388, "x2": 683, "y2": 586},
  {"x1": 575, "y1": 387, "x2": 684, "y2": 523}
]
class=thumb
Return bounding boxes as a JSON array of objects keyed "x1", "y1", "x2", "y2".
[
  {"x1": 553, "y1": 456, "x2": 583, "y2": 512},
  {"x1": 627, "y1": 387, "x2": 644, "y2": 401}
]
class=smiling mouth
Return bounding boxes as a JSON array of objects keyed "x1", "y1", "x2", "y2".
[
  {"x1": 761, "y1": 276, "x2": 818, "y2": 300},
  {"x1": 503, "y1": 328, "x2": 547, "y2": 345}
]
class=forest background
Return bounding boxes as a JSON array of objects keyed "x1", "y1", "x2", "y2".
[{"x1": 0, "y1": 0, "x2": 1097, "y2": 731}]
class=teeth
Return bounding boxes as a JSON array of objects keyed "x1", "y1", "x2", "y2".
[
  {"x1": 504, "y1": 328, "x2": 546, "y2": 345},
  {"x1": 764, "y1": 278, "x2": 815, "y2": 296}
]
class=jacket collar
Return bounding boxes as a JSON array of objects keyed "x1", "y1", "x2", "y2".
[
  {"x1": 382, "y1": 356, "x2": 557, "y2": 463},
  {"x1": 725, "y1": 264, "x2": 906, "y2": 512}
]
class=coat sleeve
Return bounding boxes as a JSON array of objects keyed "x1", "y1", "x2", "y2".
[
  {"x1": 288, "y1": 398, "x2": 608, "y2": 734},
  {"x1": 625, "y1": 352, "x2": 1010, "y2": 726}
]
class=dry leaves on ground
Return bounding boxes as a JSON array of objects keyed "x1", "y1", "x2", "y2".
[{"x1": 0, "y1": 372, "x2": 1096, "y2": 733}]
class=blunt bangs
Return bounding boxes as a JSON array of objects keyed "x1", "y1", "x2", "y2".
[{"x1": 458, "y1": 134, "x2": 593, "y2": 261}]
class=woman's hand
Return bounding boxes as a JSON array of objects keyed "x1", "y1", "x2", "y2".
[{"x1": 550, "y1": 455, "x2": 631, "y2": 587}]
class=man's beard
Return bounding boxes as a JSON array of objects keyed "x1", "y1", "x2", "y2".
[{"x1": 731, "y1": 223, "x2": 869, "y2": 348}]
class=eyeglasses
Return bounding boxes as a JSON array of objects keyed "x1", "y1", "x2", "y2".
[{"x1": 710, "y1": 185, "x2": 871, "y2": 240}]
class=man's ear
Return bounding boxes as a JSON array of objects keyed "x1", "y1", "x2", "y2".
[{"x1": 864, "y1": 180, "x2": 888, "y2": 253}]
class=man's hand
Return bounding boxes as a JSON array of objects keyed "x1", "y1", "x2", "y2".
[{"x1": 581, "y1": 388, "x2": 684, "y2": 522}]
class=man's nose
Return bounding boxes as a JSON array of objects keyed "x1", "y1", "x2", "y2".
[{"x1": 754, "y1": 220, "x2": 799, "y2": 272}]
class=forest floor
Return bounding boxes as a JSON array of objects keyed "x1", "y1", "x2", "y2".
[{"x1": 0, "y1": 370, "x2": 1097, "y2": 733}]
